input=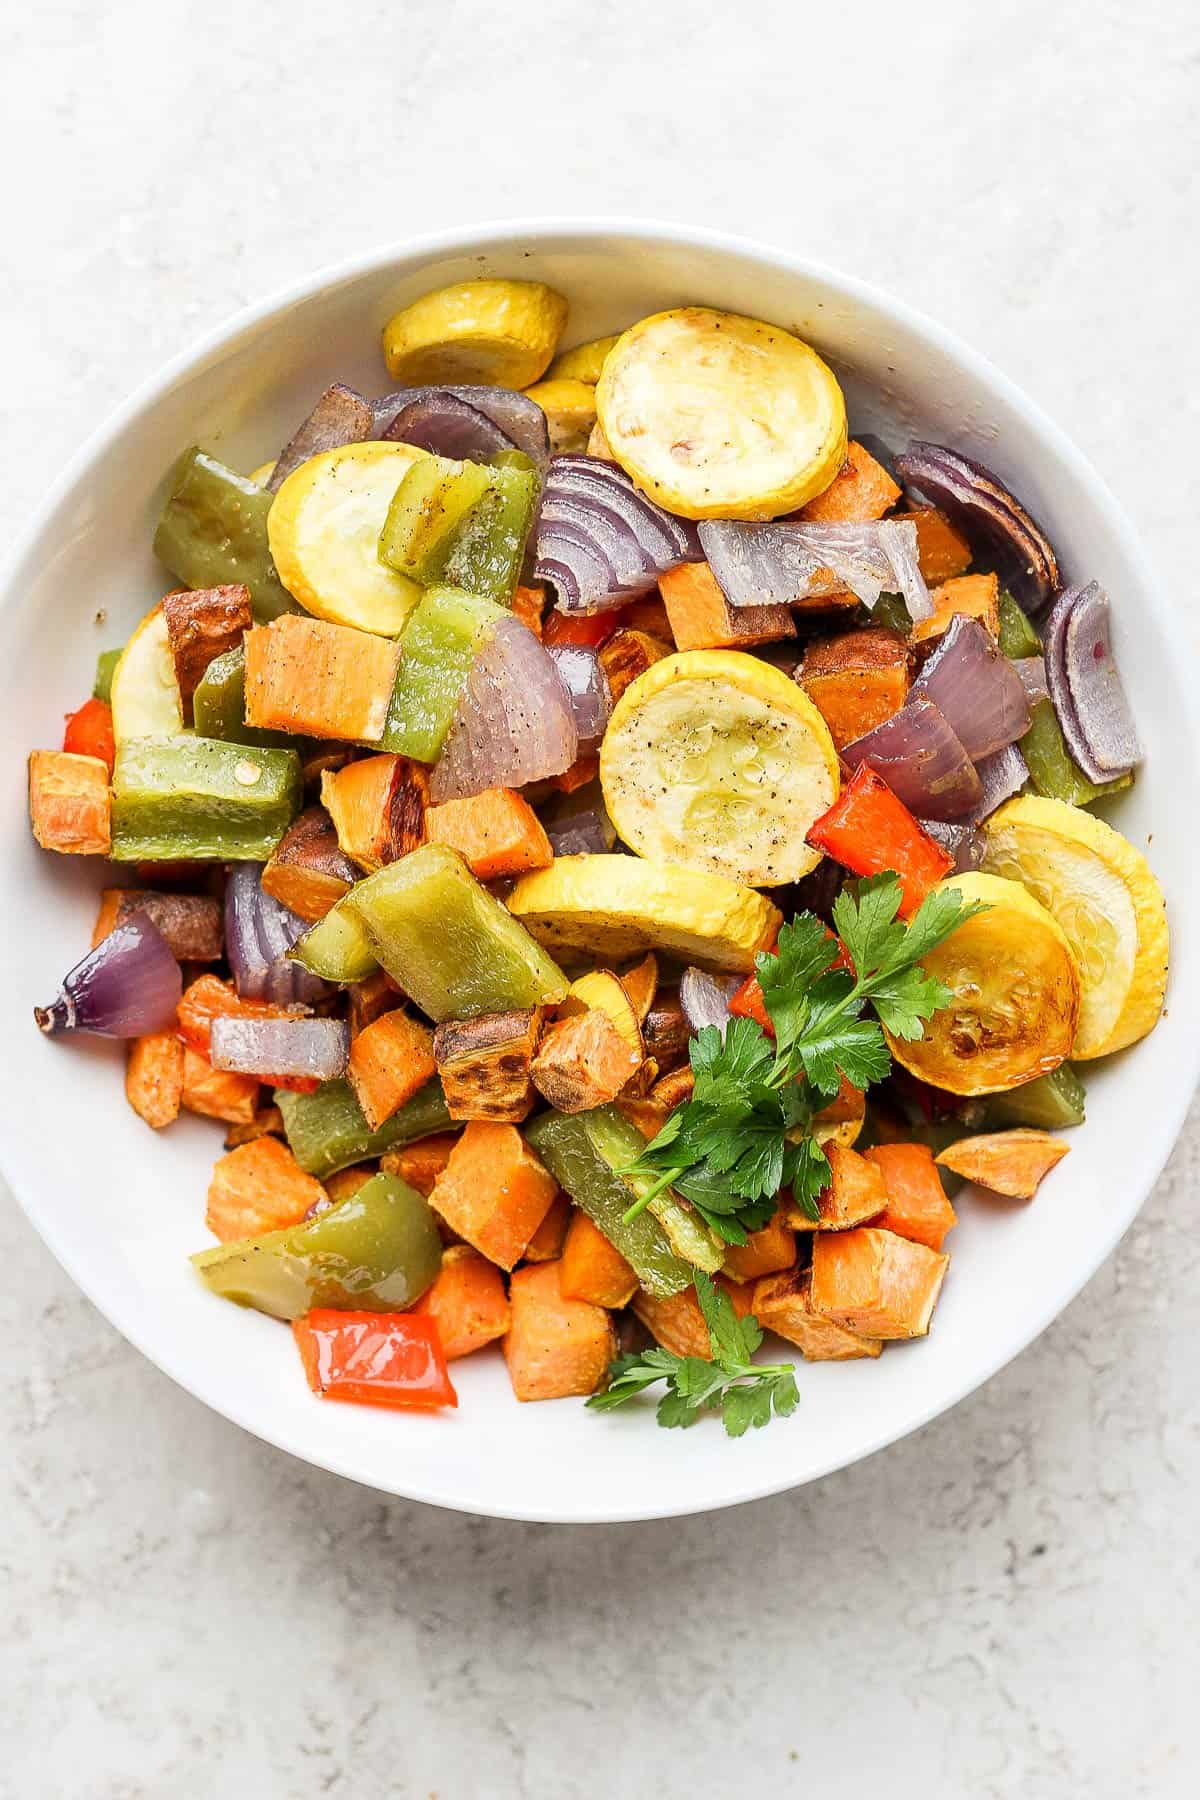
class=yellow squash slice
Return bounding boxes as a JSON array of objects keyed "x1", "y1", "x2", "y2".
[
  {"x1": 980, "y1": 795, "x2": 1168, "y2": 1059},
  {"x1": 382, "y1": 279, "x2": 567, "y2": 387},
  {"x1": 506, "y1": 855, "x2": 781, "y2": 974},
  {"x1": 885, "y1": 872, "x2": 1081, "y2": 1096},
  {"x1": 547, "y1": 335, "x2": 620, "y2": 384},
  {"x1": 600, "y1": 650, "x2": 839, "y2": 886},
  {"x1": 247, "y1": 460, "x2": 277, "y2": 487},
  {"x1": 110, "y1": 604, "x2": 183, "y2": 742},
  {"x1": 522, "y1": 377, "x2": 596, "y2": 455},
  {"x1": 595, "y1": 307, "x2": 847, "y2": 520},
  {"x1": 267, "y1": 442, "x2": 426, "y2": 636}
]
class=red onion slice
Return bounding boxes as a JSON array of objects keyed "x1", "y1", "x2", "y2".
[
  {"x1": 967, "y1": 742, "x2": 1029, "y2": 821},
  {"x1": 910, "y1": 614, "x2": 1030, "y2": 760},
  {"x1": 1014, "y1": 656, "x2": 1048, "y2": 705},
  {"x1": 35, "y1": 914, "x2": 182, "y2": 1038},
  {"x1": 895, "y1": 441, "x2": 1059, "y2": 611},
  {"x1": 533, "y1": 457, "x2": 701, "y2": 613},
  {"x1": 210, "y1": 1016, "x2": 350, "y2": 1082},
  {"x1": 1044, "y1": 583, "x2": 1140, "y2": 782},
  {"x1": 544, "y1": 809, "x2": 615, "y2": 855},
  {"x1": 267, "y1": 384, "x2": 374, "y2": 492},
  {"x1": 842, "y1": 697, "x2": 984, "y2": 820},
  {"x1": 225, "y1": 863, "x2": 333, "y2": 1007},
  {"x1": 699, "y1": 518, "x2": 932, "y2": 621},
  {"x1": 374, "y1": 386, "x2": 550, "y2": 468},
  {"x1": 430, "y1": 616, "x2": 578, "y2": 802},
  {"x1": 545, "y1": 645, "x2": 613, "y2": 750},
  {"x1": 920, "y1": 819, "x2": 986, "y2": 873},
  {"x1": 679, "y1": 967, "x2": 740, "y2": 1037}
]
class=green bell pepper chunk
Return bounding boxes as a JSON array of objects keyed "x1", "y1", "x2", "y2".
[
  {"x1": 191, "y1": 1171, "x2": 443, "y2": 1320},
  {"x1": 868, "y1": 592, "x2": 912, "y2": 635},
  {"x1": 290, "y1": 893, "x2": 380, "y2": 984},
  {"x1": 525, "y1": 1109, "x2": 694, "y2": 1297},
  {"x1": 110, "y1": 735, "x2": 301, "y2": 861},
  {"x1": 981, "y1": 1063, "x2": 1086, "y2": 1130},
  {"x1": 154, "y1": 447, "x2": 295, "y2": 623},
  {"x1": 276, "y1": 1077, "x2": 452, "y2": 1180},
  {"x1": 1022, "y1": 698, "x2": 1132, "y2": 808},
  {"x1": 583, "y1": 1106, "x2": 723, "y2": 1273},
  {"x1": 379, "y1": 585, "x2": 505, "y2": 760},
  {"x1": 344, "y1": 842, "x2": 568, "y2": 1021},
  {"x1": 997, "y1": 589, "x2": 1042, "y2": 659},
  {"x1": 440, "y1": 456, "x2": 539, "y2": 602},
  {"x1": 378, "y1": 455, "x2": 497, "y2": 584},
  {"x1": 192, "y1": 643, "x2": 297, "y2": 750},
  {"x1": 93, "y1": 647, "x2": 123, "y2": 704}
]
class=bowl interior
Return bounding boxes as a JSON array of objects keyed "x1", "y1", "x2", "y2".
[{"x1": 3, "y1": 223, "x2": 1197, "y2": 1522}]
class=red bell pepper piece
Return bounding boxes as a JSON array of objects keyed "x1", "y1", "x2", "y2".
[
  {"x1": 542, "y1": 608, "x2": 623, "y2": 649},
  {"x1": 807, "y1": 765, "x2": 953, "y2": 918},
  {"x1": 63, "y1": 697, "x2": 115, "y2": 775},
  {"x1": 728, "y1": 974, "x2": 774, "y2": 1033},
  {"x1": 292, "y1": 1310, "x2": 457, "y2": 1411}
]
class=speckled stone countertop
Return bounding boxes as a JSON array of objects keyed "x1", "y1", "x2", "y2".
[{"x1": 3, "y1": 3, "x2": 1198, "y2": 1795}]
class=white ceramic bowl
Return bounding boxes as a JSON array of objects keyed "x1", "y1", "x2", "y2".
[{"x1": 3, "y1": 221, "x2": 1197, "y2": 1523}]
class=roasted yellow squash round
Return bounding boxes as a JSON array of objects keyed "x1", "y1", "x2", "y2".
[
  {"x1": 595, "y1": 307, "x2": 847, "y2": 520},
  {"x1": 382, "y1": 279, "x2": 567, "y2": 387},
  {"x1": 885, "y1": 872, "x2": 1081, "y2": 1095},
  {"x1": 981, "y1": 795, "x2": 1167, "y2": 1059},
  {"x1": 110, "y1": 604, "x2": 182, "y2": 742},
  {"x1": 600, "y1": 650, "x2": 839, "y2": 886},
  {"x1": 522, "y1": 377, "x2": 596, "y2": 455},
  {"x1": 547, "y1": 335, "x2": 620, "y2": 384}
]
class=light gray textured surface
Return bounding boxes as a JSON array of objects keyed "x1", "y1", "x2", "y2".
[{"x1": 3, "y1": 2, "x2": 1198, "y2": 1795}]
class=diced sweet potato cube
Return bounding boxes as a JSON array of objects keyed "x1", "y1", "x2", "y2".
[
  {"x1": 92, "y1": 887, "x2": 223, "y2": 960},
  {"x1": 935, "y1": 1129, "x2": 1069, "y2": 1199},
  {"x1": 205, "y1": 1136, "x2": 327, "y2": 1242},
  {"x1": 649, "y1": 1064, "x2": 694, "y2": 1110},
  {"x1": 430, "y1": 1121, "x2": 559, "y2": 1270},
  {"x1": 864, "y1": 1142, "x2": 958, "y2": 1250},
  {"x1": 425, "y1": 788, "x2": 552, "y2": 881},
  {"x1": 549, "y1": 753, "x2": 600, "y2": 794},
  {"x1": 752, "y1": 1266, "x2": 882, "y2": 1360},
  {"x1": 414, "y1": 1245, "x2": 511, "y2": 1360},
  {"x1": 261, "y1": 806, "x2": 357, "y2": 921},
  {"x1": 531, "y1": 1009, "x2": 640, "y2": 1112},
  {"x1": 721, "y1": 1214, "x2": 797, "y2": 1284},
  {"x1": 504, "y1": 1261, "x2": 616, "y2": 1401},
  {"x1": 28, "y1": 750, "x2": 110, "y2": 854},
  {"x1": 911, "y1": 572, "x2": 1000, "y2": 646},
  {"x1": 621, "y1": 595, "x2": 673, "y2": 641},
  {"x1": 321, "y1": 754, "x2": 428, "y2": 872},
  {"x1": 797, "y1": 440, "x2": 901, "y2": 524},
  {"x1": 615, "y1": 1095, "x2": 671, "y2": 1140},
  {"x1": 560, "y1": 1211, "x2": 638, "y2": 1308},
  {"x1": 902, "y1": 506, "x2": 973, "y2": 584},
  {"x1": 632, "y1": 1286, "x2": 713, "y2": 1360},
  {"x1": 346, "y1": 1010, "x2": 436, "y2": 1131},
  {"x1": 125, "y1": 1031, "x2": 185, "y2": 1129},
  {"x1": 600, "y1": 628, "x2": 672, "y2": 703},
  {"x1": 801, "y1": 627, "x2": 912, "y2": 750},
  {"x1": 433, "y1": 1008, "x2": 541, "y2": 1123},
  {"x1": 379, "y1": 1131, "x2": 459, "y2": 1197},
  {"x1": 181, "y1": 1048, "x2": 260, "y2": 1125},
  {"x1": 323, "y1": 1164, "x2": 377, "y2": 1205},
  {"x1": 810, "y1": 1228, "x2": 950, "y2": 1339},
  {"x1": 162, "y1": 583, "x2": 252, "y2": 712},
  {"x1": 177, "y1": 973, "x2": 301, "y2": 1058},
  {"x1": 244, "y1": 614, "x2": 401, "y2": 742},
  {"x1": 347, "y1": 971, "x2": 401, "y2": 1037},
  {"x1": 523, "y1": 1192, "x2": 571, "y2": 1263},
  {"x1": 223, "y1": 1104, "x2": 285, "y2": 1150},
  {"x1": 618, "y1": 953, "x2": 658, "y2": 1025},
  {"x1": 511, "y1": 583, "x2": 546, "y2": 637},
  {"x1": 659, "y1": 561, "x2": 796, "y2": 650},
  {"x1": 786, "y1": 1142, "x2": 887, "y2": 1231}
]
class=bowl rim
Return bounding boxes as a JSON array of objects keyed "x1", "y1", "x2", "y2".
[{"x1": 4, "y1": 215, "x2": 1198, "y2": 1522}]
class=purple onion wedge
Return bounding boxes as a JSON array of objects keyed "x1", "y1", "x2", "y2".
[
  {"x1": 920, "y1": 819, "x2": 986, "y2": 873},
  {"x1": 679, "y1": 967, "x2": 740, "y2": 1038},
  {"x1": 910, "y1": 614, "x2": 1030, "y2": 760},
  {"x1": 842, "y1": 697, "x2": 983, "y2": 820},
  {"x1": 35, "y1": 914, "x2": 181, "y2": 1038},
  {"x1": 967, "y1": 742, "x2": 1029, "y2": 822},
  {"x1": 374, "y1": 386, "x2": 550, "y2": 468},
  {"x1": 224, "y1": 862, "x2": 333, "y2": 1007},
  {"x1": 1013, "y1": 655, "x2": 1049, "y2": 705},
  {"x1": 534, "y1": 457, "x2": 701, "y2": 613},
  {"x1": 266, "y1": 384, "x2": 374, "y2": 492},
  {"x1": 1044, "y1": 583, "x2": 1140, "y2": 782},
  {"x1": 430, "y1": 616, "x2": 578, "y2": 802},
  {"x1": 544, "y1": 808, "x2": 615, "y2": 856},
  {"x1": 545, "y1": 645, "x2": 613, "y2": 750},
  {"x1": 895, "y1": 441, "x2": 1060, "y2": 611},
  {"x1": 699, "y1": 518, "x2": 932, "y2": 621},
  {"x1": 210, "y1": 1016, "x2": 350, "y2": 1083}
]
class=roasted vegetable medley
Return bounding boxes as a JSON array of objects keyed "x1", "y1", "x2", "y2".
[{"x1": 28, "y1": 279, "x2": 1168, "y2": 1435}]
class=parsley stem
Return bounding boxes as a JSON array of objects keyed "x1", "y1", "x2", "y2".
[{"x1": 620, "y1": 1165, "x2": 686, "y2": 1224}]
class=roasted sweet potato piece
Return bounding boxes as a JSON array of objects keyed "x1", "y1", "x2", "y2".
[
  {"x1": 162, "y1": 583, "x2": 252, "y2": 714},
  {"x1": 721, "y1": 1215, "x2": 797, "y2": 1284},
  {"x1": 223, "y1": 1104, "x2": 284, "y2": 1149},
  {"x1": 659, "y1": 561, "x2": 797, "y2": 651},
  {"x1": 549, "y1": 753, "x2": 600, "y2": 794},
  {"x1": 810, "y1": 1228, "x2": 950, "y2": 1339},
  {"x1": 125, "y1": 1031, "x2": 185, "y2": 1129},
  {"x1": 864, "y1": 1143, "x2": 958, "y2": 1250},
  {"x1": 785, "y1": 1142, "x2": 887, "y2": 1231},
  {"x1": 181, "y1": 1048, "x2": 260, "y2": 1125},
  {"x1": 430, "y1": 1121, "x2": 559, "y2": 1270},
  {"x1": 641, "y1": 989, "x2": 690, "y2": 1074},
  {"x1": 752, "y1": 1266, "x2": 882, "y2": 1360},
  {"x1": 935, "y1": 1129, "x2": 1070, "y2": 1199},
  {"x1": 511, "y1": 583, "x2": 546, "y2": 637},
  {"x1": 911, "y1": 572, "x2": 1000, "y2": 646},
  {"x1": 433, "y1": 1007, "x2": 542, "y2": 1123},
  {"x1": 323, "y1": 1164, "x2": 378, "y2": 1205},
  {"x1": 560, "y1": 1211, "x2": 638, "y2": 1308},
  {"x1": 797, "y1": 440, "x2": 901, "y2": 525},
  {"x1": 504, "y1": 1261, "x2": 616, "y2": 1401},
  {"x1": 28, "y1": 750, "x2": 110, "y2": 854},
  {"x1": 621, "y1": 595, "x2": 674, "y2": 641},
  {"x1": 92, "y1": 887, "x2": 223, "y2": 960},
  {"x1": 615, "y1": 1095, "x2": 671, "y2": 1140},
  {"x1": 600, "y1": 628, "x2": 672, "y2": 702},
  {"x1": 261, "y1": 806, "x2": 357, "y2": 921},
  {"x1": 205, "y1": 1136, "x2": 327, "y2": 1242},
  {"x1": 523, "y1": 1192, "x2": 571, "y2": 1262},
  {"x1": 346, "y1": 1010, "x2": 436, "y2": 1130},
  {"x1": 177, "y1": 974, "x2": 301, "y2": 1057},
  {"x1": 531, "y1": 1009, "x2": 640, "y2": 1112},
  {"x1": 347, "y1": 971, "x2": 400, "y2": 1037},
  {"x1": 618, "y1": 953, "x2": 658, "y2": 1026},
  {"x1": 902, "y1": 506, "x2": 973, "y2": 584},
  {"x1": 380, "y1": 1131, "x2": 459, "y2": 1197},
  {"x1": 244, "y1": 614, "x2": 401, "y2": 742},
  {"x1": 649, "y1": 1064, "x2": 695, "y2": 1110},
  {"x1": 632, "y1": 1286, "x2": 712, "y2": 1360},
  {"x1": 321, "y1": 754, "x2": 428, "y2": 873},
  {"x1": 801, "y1": 627, "x2": 911, "y2": 750},
  {"x1": 415, "y1": 1245, "x2": 511, "y2": 1359},
  {"x1": 425, "y1": 788, "x2": 552, "y2": 881}
]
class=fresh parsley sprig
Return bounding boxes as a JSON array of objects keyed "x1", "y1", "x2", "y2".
[
  {"x1": 621, "y1": 874, "x2": 983, "y2": 1243},
  {"x1": 587, "y1": 1272, "x2": 799, "y2": 1437}
]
